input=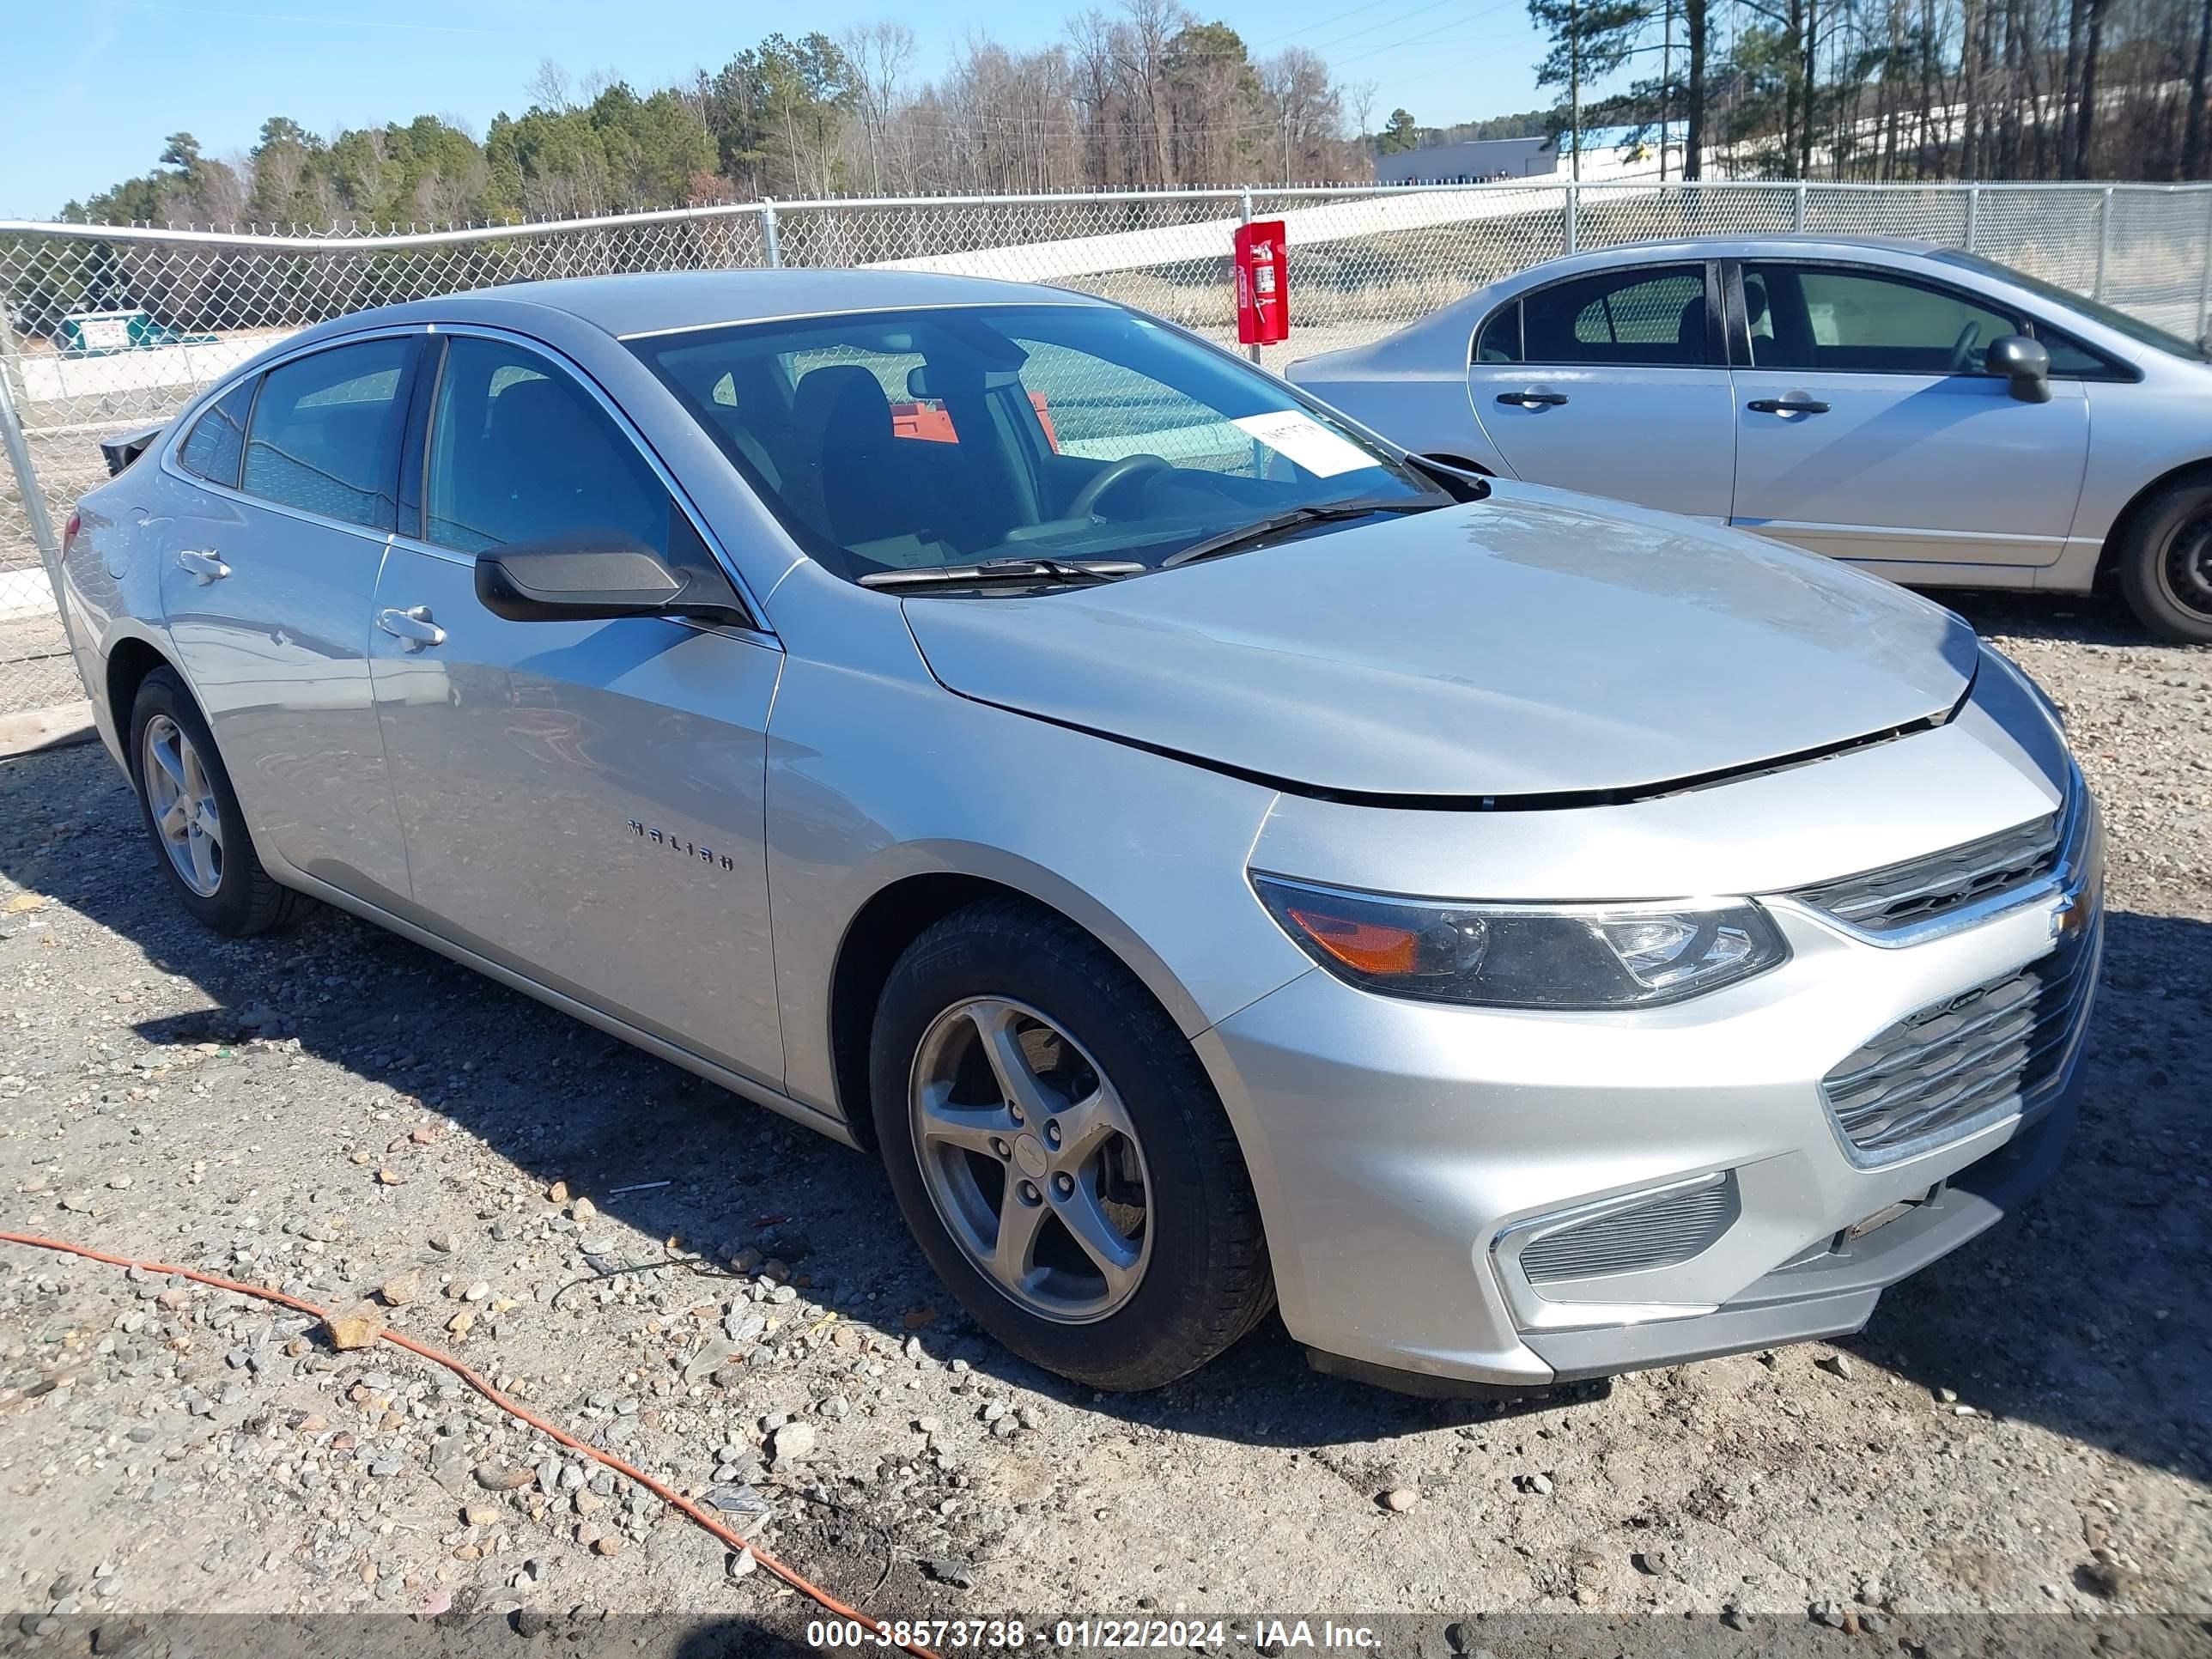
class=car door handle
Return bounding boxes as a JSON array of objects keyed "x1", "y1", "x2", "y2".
[
  {"x1": 1497, "y1": 390, "x2": 1570, "y2": 408},
  {"x1": 1747, "y1": 397, "x2": 1831, "y2": 415},
  {"x1": 176, "y1": 549, "x2": 229, "y2": 582},
  {"x1": 377, "y1": 605, "x2": 446, "y2": 652}
]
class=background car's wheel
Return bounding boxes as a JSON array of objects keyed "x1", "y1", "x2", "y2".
[
  {"x1": 127, "y1": 668, "x2": 304, "y2": 936},
  {"x1": 2116, "y1": 479, "x2": 2212, "y2": 645},
  {"x1": 871, "y1": 898, "x2": 1273, "y2": 1390}
]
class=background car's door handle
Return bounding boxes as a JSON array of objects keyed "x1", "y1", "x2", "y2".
[
  {"x1": 1747, "y1": 397, "x2": 1831, "y2": 415},
  {"x1": 377, "y1": 605, "x2": 446, "y2": 651},
  {"x1": 1497, "y1": 390, "x2": 1570, "y2": 408},
  {"x1": 176, "y1": 549, "x2": 229, "y2": 582}
]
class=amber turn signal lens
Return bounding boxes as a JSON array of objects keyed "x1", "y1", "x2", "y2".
[{"x1": 1283, "y1": 905, "x2": 1420, "y2": 975}]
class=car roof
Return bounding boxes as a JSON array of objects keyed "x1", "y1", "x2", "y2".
[
  {"x1": 1511, "y1": 234, "x2": 1954, "y2": 276},
  {"x1": 331, "y1": 267, "x2": 1115, "y2": 343}
]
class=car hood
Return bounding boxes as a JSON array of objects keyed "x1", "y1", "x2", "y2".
[{"x1": 900, "y1": 486, "x2": 1979, "y2": 801}]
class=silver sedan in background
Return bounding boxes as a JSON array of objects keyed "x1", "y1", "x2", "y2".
[
  {"x1": 1289, "y1": 235, "x2": 2212, "y2": 643},
  {"x1": 60, "y1": 270, "x2": 2100, "y2": 1395}
]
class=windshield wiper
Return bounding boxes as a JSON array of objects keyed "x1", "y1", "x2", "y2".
[
  {"x1": 1158, "y1": 497, "x2": 1445, "y2": 570},
  {"x1": 858, "y1": 556, "x2": 1146, "y2": 592}
]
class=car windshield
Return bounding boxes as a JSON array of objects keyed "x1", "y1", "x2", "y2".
[
  {"x1": 628, "y1": 302, "x2": 1445, "y2": 586},
  {"x1": 1932, "y1": 248, "x2": 2212, "y2": 362}
]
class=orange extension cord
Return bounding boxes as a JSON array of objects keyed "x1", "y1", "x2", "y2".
[{"x1": 0, "y1": 1231, "x2": 941, "y2": 1659}]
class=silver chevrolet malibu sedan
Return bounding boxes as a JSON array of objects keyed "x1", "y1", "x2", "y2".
[{"x1": 60, "y1": 270, "x2": 2101, "y2": 1395}]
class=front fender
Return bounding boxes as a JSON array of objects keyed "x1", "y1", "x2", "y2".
[{"x1": 759, "y1": 611, "x2": 1312, "y2": 1121}]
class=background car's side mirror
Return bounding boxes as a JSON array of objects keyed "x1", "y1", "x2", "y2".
[
  {"x1": 475, "y1": 533, "x2": 750, "y2": 625},
  {"x1": 1985, "y1": 334, "x2": 2052, "y2": 404}
]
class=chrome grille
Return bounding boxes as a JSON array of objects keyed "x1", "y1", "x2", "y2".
[
  {"x1": 1518, "y1": 1176, "x2": 1739, "y2": 1283},
  {"x1": 1794, "y1": 811, "x2": 2063, "y2": 933},
  {"x1": 1821, "y1": 924, "x2": 2098, "y2": 1161}
]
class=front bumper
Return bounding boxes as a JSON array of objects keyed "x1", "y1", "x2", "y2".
[{"x1": 1198, "y1": 798, "x2": 2101, "y2": 1390}]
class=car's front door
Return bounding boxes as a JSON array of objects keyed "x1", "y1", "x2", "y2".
[
  {"x1": 1727, "y1": 261, "x2": 2091, "y2": 570},
  {"x1": 157, "y1": 333, "x2": 420, "y2": 907},
  {"x1": 1465, "y1": 260, "x2": 1737, "y2": 520},
  {"x1": 366, "y1": 331, "x2": 786, "y2": 1090}
]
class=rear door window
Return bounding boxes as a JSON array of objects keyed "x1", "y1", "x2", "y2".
[
  {"x1": 1518, "y1": 265, "x2": 1711, "y2": 367},
  {"x1": 240, "y1": 337, "x2": 416, "y2": 530},
  {"x1": 1474, "y1": 303, "x2": 1523, "y2": 363},
  {"x1": 177, "y1": 378, "x2": 256, "y2": 489}
]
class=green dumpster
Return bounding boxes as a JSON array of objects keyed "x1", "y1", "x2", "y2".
[{"x1": 58, "y1": 309, "x2": 219, "y2": 357}]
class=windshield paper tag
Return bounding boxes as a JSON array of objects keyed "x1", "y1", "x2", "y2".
[{"x1": 1231, "y1": 411, "x2": 1373, "y2": 478}]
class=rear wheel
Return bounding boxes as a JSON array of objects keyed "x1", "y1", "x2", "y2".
[
  {"x1": 2116, "y1": 479, "x2": 2212, "y2": 644},
  {"x1": 127, "y1": 668, "x2": 303, "y2": 936},
  {"x1": 870, "y1": 899, "x2": 1273, "y2": 1390}
]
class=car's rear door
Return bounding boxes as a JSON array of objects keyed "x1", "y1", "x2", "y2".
[
  {"x1": 366, "y1": 329, "x2": 786, "y2": 1090},
  {"x1": 156, "y1": 332, "x2": 421, "y2": 906},
  {"x1": 1727, "y1": 260, "x2": 2090, "y2": 571},
  {"x1": 1465, "y1": 259, "x2": 1737, "y2": 520}
]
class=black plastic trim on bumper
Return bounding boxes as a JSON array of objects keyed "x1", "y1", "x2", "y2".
[{"x1": 1525, "y1": 1079, "x2": 2080, "y2": 1384}]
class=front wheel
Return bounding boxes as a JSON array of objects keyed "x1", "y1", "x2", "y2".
[
  {"x1": 2116, "y1": 480, "x2": 2212, "y2": 644},
  {"x1": 870, "y1": 899, "x2": 1273, "y2": 1390}
]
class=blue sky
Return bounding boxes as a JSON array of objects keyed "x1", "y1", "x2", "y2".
[{"x1": 0, "y1": 0, "x2": 1555, "y2": 218}]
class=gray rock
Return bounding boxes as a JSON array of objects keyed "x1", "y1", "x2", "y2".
[
  {"x1": 769, "y1": 1421, "x2": 817, "y2": 1461},
  {"x1": 684, "y1": 1338, "x2": 739, "y2": 1383},
  {"x1": 704, "y1": 1485, "x2": 775, "y2": 1534},
  {"x1": 922, "y1": 1556, "x2": 976, "y2": 1589}
]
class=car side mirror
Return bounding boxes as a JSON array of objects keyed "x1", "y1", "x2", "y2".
[
  {"x1": 1986, "y1": 334, "x2": 2051, "y2": 404},
  {"x1": 475, "y1": 533, "x2": 749, "y2": 625}
]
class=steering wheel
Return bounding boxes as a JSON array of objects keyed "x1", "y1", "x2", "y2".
[
  {"x1": 1068, "y1": 453, "x2": 1170, "y2": 520},
  {"x1": 1948, "y1": 320, "x2": 1984, "y2": 374}
]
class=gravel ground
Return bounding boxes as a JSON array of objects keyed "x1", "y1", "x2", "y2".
[{"x1": 0, "y1": 589, "x2": 2207, "y2": 1656}]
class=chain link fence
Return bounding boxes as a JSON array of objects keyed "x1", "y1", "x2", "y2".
[{"x1": 5, "y1": 179, "x2": 2209, "y2": 720}]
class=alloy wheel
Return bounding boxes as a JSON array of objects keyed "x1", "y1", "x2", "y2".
[
  {"x1": 908, "y1": 996, "x2": 1154, "y2": 1323},
  {"x1": 142, "y1": 713, "x2": 224, "y2": 897}
]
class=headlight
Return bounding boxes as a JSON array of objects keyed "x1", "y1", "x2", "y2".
[{"x1": 1251, "y1": 874, "x2": 1789, "y2": 1009}]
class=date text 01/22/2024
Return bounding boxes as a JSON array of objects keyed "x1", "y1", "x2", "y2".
[{"x1": 803, "y1": 1620, "x2": 1382, "y2": 1650}]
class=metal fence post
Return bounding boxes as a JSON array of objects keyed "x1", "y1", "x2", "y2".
[
  {"x1": 2197, "y1": 188, "x2": 2212, "y2": 345},
  {"x1": 0, "y1": 295, "x2": 72, "y2": 714},
  {"x1": 0, "y1": 301, "x2": 60, "y2": 578},
  {"x1": 1563, "y1": 183, "x2": 1578, "y2": 255},
  {"x1": 2094, "y1": 186, "x2": 2114, "y2": 300},
  {"x1": 1793, "y1": 181, "x2": 1808, "y2": 231},
  {"x1": 761, "y1": 199, "x2": 781, "y2": 269},
  {"x1": 1964, "y1": 184, "x2": 1980, "y2": 252},
  {"x1": 1239, "y1": 189, "x2": 1261, "y2": 365}
]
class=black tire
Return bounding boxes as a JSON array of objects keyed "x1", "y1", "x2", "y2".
[
  {"x1": 126, "y1": 667, "x2": 306, "y2": 936},
  {"x1": 2115, "y1": 478, "x2": 2212, "y2": 645},
  {"x1": 870, "y1": 898, "x2": 1273, "y2": 1390}
]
